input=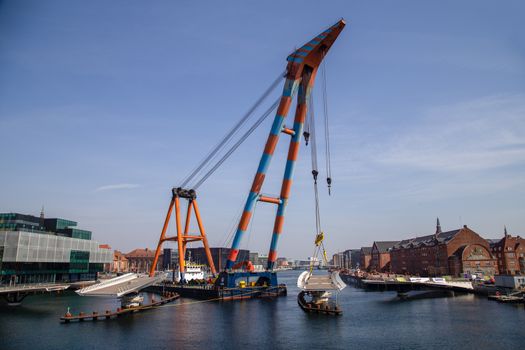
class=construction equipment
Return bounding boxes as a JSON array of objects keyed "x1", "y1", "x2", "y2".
[
  {"x1": 149, "y1": 188, "x2": 216, "y2": 278},
  {"x1": 232, "y1": 260, "x2": 255, "y2": 272},
  {"x1": 225, "y1": 19, "x2": 346, "y2": 272},
  {"x1": 149, "y1": 20, "x2": 346, "y2": 296}
]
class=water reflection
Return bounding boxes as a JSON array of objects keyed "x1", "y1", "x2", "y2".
[{"x1": 1, "y1": 271, "x2": 524, "y2": 350}]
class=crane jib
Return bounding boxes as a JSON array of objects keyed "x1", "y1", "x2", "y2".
[{"x1": 226, "y1": 19, "x2": 346, "y2": 271}]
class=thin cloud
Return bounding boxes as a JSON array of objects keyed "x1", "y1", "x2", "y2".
[
  {"x1": 378, "y1": 94, "x2": 525, "y2": 172},
  {"x1": 327, "y1": 93, "x2": 525, "y2": 202},
  {"x1": 95, "y1": 183, "x2": 140, "y2": 192}
]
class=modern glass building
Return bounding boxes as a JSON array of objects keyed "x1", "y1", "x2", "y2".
[{"x1": 0, "y1": 212, "x2": 112, "y2": 284}]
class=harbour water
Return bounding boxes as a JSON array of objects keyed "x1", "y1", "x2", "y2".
[{"x1": 1, "y1": 270, "x2": 524, "y2": 350}]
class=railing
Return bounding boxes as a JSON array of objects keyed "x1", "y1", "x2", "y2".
[
  {"x1": 0, "y1": 282, "x2": 69, "y2": 293},
  {"x1": 77, "y1": 273, "x2": 137, "y2": 293},
  {"x1": 77, "y1": 274, "x2": 164, "y2": 297}
]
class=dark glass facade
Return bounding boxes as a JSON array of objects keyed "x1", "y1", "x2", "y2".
[
  {"x1": 0, "y1": 213, "x2": 92, "y2": 240},
  {"x1": 0, "y1": 212, "x2": 112, "y2": 285}
]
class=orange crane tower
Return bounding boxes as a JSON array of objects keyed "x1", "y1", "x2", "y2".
[{"x1": 149, "y1": 188, "x2": 216, "y2": 277}]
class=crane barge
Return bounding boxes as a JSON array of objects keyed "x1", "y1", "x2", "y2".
[{"x1": 149, "y1": 19, "x2": 346, "y2": 301}]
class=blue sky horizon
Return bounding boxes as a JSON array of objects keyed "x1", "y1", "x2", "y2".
[{"x1": 1, "y1": 1, "x2": 524, "y2": 259}]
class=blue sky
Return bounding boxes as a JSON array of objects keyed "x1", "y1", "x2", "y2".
[{"x1": 1, "y1": 1, "x2": 524, "y2": 259}]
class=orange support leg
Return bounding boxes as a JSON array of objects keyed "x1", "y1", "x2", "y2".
[
  {"x1": 175, "y1": 196, "x2": 185, "y2": 278},
  {"x1": 149, "y1": 188, "x2": 217, "y2": 279},
  {"x1": 149, "y1": 198, "x2": 175, "y2": 277},
  {"x1": 193, "y1": 200, "x2": 217, "y2": 275}
]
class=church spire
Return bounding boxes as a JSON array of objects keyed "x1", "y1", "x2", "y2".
[
  {"x1": 435, "y1": 217, "x2": 442, "y2": 235},
  {"x1": 504, "y1": 225, "x2": 508, "y2": 237},
  {"x1": 39, "y1": 206, "x2": 45, "y2": 227}
]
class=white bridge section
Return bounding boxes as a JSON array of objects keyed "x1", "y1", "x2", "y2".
[
  {"x1": 297, "y1": 271, "x2": 347, "y2": 292},
  {"x1": 425, "y1": 279, "x2": 474, "y2": 290},
  {"x1": 0, "y1": 283, "x2": 70, "y2": 295},
  {"x1": 76, "y1": 273, "x2": 166, "y2": 297}
]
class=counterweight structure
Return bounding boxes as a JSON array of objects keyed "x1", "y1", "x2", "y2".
[{"x1": 226, "y1": 20, "x2": 345, "y2": 271}]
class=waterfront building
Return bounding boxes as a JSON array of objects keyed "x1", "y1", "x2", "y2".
[
  {"x1": 489, "y1": 227, "x2": 525, "y2": 275},
  {"x1": 111, "y1": 250, "x2": 129, "y2": 273},
  {"x1": 390, "y1": 220, "x2": 497, "y2": 277},
  {"x1": 276, "y1": 257, "x2": 289, "y2": 268},
  {"x1": 0, "y1": 212, "x2": 112, "y2": 284},
  {"x1": 335, "y1": 249, "x2": 367, "y2": 269},
  {"x1": 293, "y1": 259, "x2": 311, "y2": 269},
  {"x1": 341, "y1": 250, "x2": 351, "y2": 269},
  {"x1": 370, "y1": 241, "x2": 399, "y2": 272},
  {"x1": 257, "y1": 254, "x2": 268, "y2": 268},
  {"x1": 494, "y1": 275, "x2": 525, "y2": 290},
  {"x1": 359, "y1": 247, "x2": 372, "y2": 270},
  {"x1": 310, "y1": 256, "x2": 322, "y2": 267},
  {"x1": 186, "y1": 247, "x2": 249, "y2": 271},
  {"x1": 332, "y1": 252, "x2": 344, "y2": 268},
  {"x1": 162, "y1": 248, "x2": 171, "y2": 270},
  {"x1": 348, "y1": 249, "x2": 361, "y2": 269},
  {"x1": 249, "y1": 252, "x2": 259, "y2": 265},
  {"x1": 125, "y1": 248, "x2": 162, "y2": 273}
]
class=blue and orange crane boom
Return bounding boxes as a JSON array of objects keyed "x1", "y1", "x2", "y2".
[
  {"x1": 149, "y1": 20, "x2": 345, "y2": 281},
  {"x1": 225, "y1": 20, "x2": 346, "y2": 271}
]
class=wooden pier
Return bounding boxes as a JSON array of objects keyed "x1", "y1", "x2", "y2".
[
  {"x1": 488, "y1": 292, "x2": 524, "y2": 304},
  {"x1": 60, "y1": 293, "x2": 179, "y2": 323}
]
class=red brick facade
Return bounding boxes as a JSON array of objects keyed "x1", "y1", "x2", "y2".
[
  {"x1": 125, "y1": 248, "x2": 162, "y2": 273},
  {"x1": 359, "y1": 247, "x2": 372, "y2": 271},
  {"x1": 370, "y1": 241, "x2": 399, "y2": 272},
  {"x1": 490, "y1": 233, "x2": 525, "y2": 275},
  {"x1": 390, "y1": 225, "x2": 497, "y2": 277}
]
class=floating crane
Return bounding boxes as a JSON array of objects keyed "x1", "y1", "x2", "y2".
[
  {"x1": 150, "y1": 20, "x2": 346, "y2": 298},
  {"x1": 219, "y1": 20, "x2": 346, "y2": 288}
]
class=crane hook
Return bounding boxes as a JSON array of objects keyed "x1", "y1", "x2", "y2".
[
  {"x1": 312, "y1": 170, "x2": 318, "y2": 184},
  {"x1": 303, "y1": 131, "x2": 310, "y2": 146}
]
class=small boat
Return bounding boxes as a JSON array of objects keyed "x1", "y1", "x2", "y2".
[
  {"x1": 170, "y1": 261, "x2": 206, "y2": 283},
  {"x1": 120, "y1": 293, "x2": 144, "y2": 308},
  {"x1": 297, "y1": 271, "x2": 346, "y2": 315}
]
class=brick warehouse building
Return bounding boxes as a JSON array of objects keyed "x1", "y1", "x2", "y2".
[
  {"x1": 370, "y1": 241, "x2": 399, "y2": 272},
  {"x1": 390, "y1": 220, "x2": 497, "y2": 277},
  {"x1": 490, "y1": 227, "x2": 525, "y2": 275},
  {"x1": 125, "y1": 248, "x2": 162, "y2": 273},
  {"x1": 359, "y1": 247, "x2": 372, "y2": 271}
]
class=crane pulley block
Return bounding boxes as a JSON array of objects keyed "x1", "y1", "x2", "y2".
[{"x1": 172, "y1": 187, "x2": 197, "y2": 199}]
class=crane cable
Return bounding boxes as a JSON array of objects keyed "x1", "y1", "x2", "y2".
[
  {"x1": 321, "y1": 59, "x2": 333, "y2": 195},
  {"x1": 306, "y1": 90, "x2": 328, "y2": 272},
  {"x1": 180, "y1": 71, "x2": 285, "y2": 189},
  {"x1": 191, "y1": 77, "x2": 301, "y2": 190},
  {"x1": 192, "y1": 98, "x2": 279, "y2": 190},
  {"x1": 308, "y1": 93, "x2": 321, "y2": 234}
]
